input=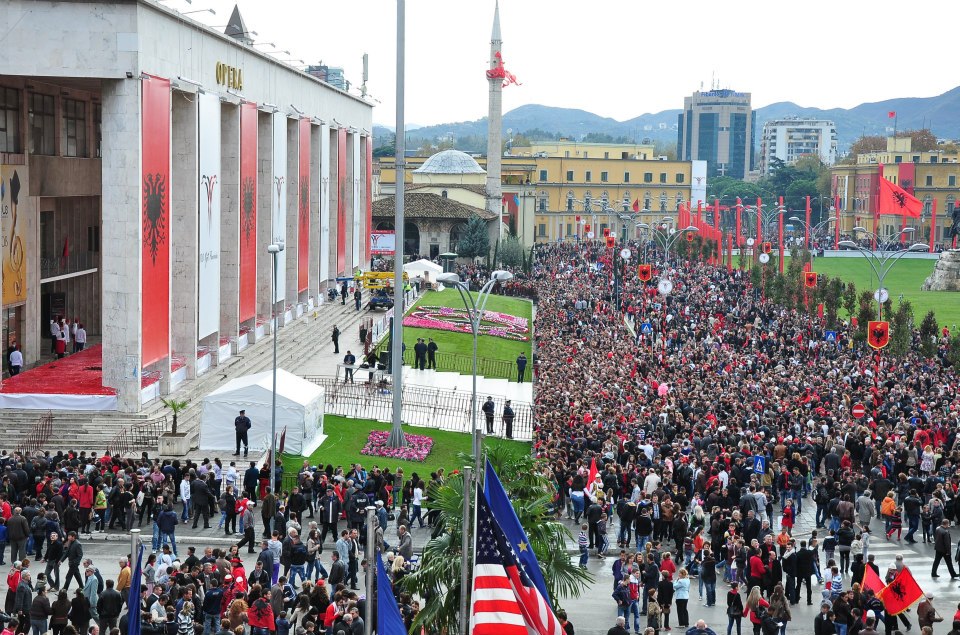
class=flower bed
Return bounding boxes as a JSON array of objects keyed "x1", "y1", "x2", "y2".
[
  {"x1": 361, "y1": 430, "x2": 434, "y2": 462},
  {"x1": 403, "y1": 306, "x2": 529, "y2": 341}
]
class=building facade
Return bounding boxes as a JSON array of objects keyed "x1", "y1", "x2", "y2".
[
  {"x1": 677, "y1": 89, "x2": 755, "y2": 179},
  {"x1": 0, "y1": 0, "x2": 373, "y2": 411},
  {"x1": 759, "y1": 118, "x2": 837, "y2": 174}
]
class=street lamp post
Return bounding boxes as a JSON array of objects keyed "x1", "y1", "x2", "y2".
[
  {"x1": 788, "y1": 216, "x2": 836, "y2": 250},
  {"x1": 267, "y1": 242, "x2": 285, "y2": 471},
  {"x1": 837, "y1": 238, "x2": 928, "y2": 320},
  {"x1": 643, "y1": 224, "x2": 699, "y2": 268}
]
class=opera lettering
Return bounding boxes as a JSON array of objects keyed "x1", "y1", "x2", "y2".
[{"x1": 215, "y1": 62, "x2": 243, "y2": 90}]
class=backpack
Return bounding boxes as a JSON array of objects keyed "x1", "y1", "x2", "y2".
[
  {"x1": 31, "y1": 514, "x2": 46, "y2": 535},
  {"x1": 756, "y1": 607, "x2": 779, "y2": 635}
]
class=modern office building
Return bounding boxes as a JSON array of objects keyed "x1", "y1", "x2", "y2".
[
  {"x1": 0, "y1": 0, "x2": 373, "y2": 411},
  {"x1": 677, "y1": 89, "x2": 755, "y2": 179},
  {"x1": 759, "y1": 118, "x2": 837, "y2": 174}
]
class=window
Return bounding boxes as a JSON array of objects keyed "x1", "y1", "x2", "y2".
[
  {"x1": 62, "y1": 98, "x2": 87, "y2": 157},
  {"x1": 643, "y1": 194, "x2": 651, "y2": 210},
  {"x1": 622, "y1": 193, "x2": 630, "y2": 212},
  {"x1": 564, "y1": 151, "x2": 570, "y2": 158},
  {"x1": 585, "y1": 171, "x2": 592, "y2": 182},
  {"x1": 950, "y1": 175, "x2": 957, "y2": 187},
  {"x1": 538, "y1": 169, "x2": 547, "y2": 181},
  {"x1": 600, "y1": 171, "x2": 608, "y2": 182},
  {"x1": 644, "y1": 172, "x2": 653, "y2": 183},
  {"x1": 912, "y1": 155, "x2": 920, "y2": 163},
  {"x1": 29, "y1": 92, "x2": 55, "y2": 155},
  {"x1": 676, "y1": 173, "x2": 685, "y2": 184},
  {"x1": 894, "y1": 155, "x2": 902, "y2": 163},
  {"x1": 584, "y1": 193, "x2": 592, "y2": 211},
  {"x1": 926, "y1": 175, "x2": 933, "y2": 186},
  {"x1": 659, "y1": 193, "x2": 667, "y2": 212},
  {"x1": 566, "y1": 192, "x2": 574, "y2": 211},
  {"x1": 93, "y1": 103, "x2": 102, "y2": 158},
  {"x1": 604, "y1": 152, "x2": 609, "y2": 159},
  {"x1": 659, "y1": 173, "x2": 667, "y2": 184},
  {"x1": 87, "y1": 225, "x2": 100, "y2": 253},
  {"x1": 538, "y1": 197, "x2": 546, "y2": 212},
  {"x1": 566, "y1": 223, "x2": 572, "y2": 235},
  {"x1": 947, "y1": 195, "x2": 956, "y2": 213},
  {"x1": 538, "y1": 223, "x2": 546, "y2": 237},
  {"x1": 624, "y1": 171, "x2": 630, "y2": 183},
  {"x1": 583, "y1": 152, "x2": 588, "y2": 158},
  {"x1": 0, "y1": 87, "x2": 21, "y2": 153},
  {"x1": 565, "y1": 170, "x2": 574, "y2": 181}
]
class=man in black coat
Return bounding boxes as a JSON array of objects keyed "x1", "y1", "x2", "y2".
[
  {"x1": 243, "y1": 462, "x2": 260, "y2": 503},
  {"x1": 482, "y1": 397, "x2": 495, "y2": 434},
  {"x1": 191, "y1": 474, "x2": 212, "y2": 529},
  {"x1": 97, "y1": 579, "x2": 124, "y2": 632},
  {"x1": 318, "y1": 487, "x2": 341, "y2": 546},
  {"x1": 234, "y1": 410, "x2": 251, "y2": 457},
  {"x1": 413, "y1": 338, "x2": 428, "y2": 371},
  {"x1": 502, "y1": 400, "x2": 515, "y2": 439},
  {"x1": 795, "y1": 540, "x2": 816, "y2": 605}
]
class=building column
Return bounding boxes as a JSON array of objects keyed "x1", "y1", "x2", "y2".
[
  {"x1": 319, "y1": 123, "x2": 331, "y2": 290},
  {"x1": 255, "y1": 111, "x2": 273, "y2": 336},
  {"x1": 100, "y1": 78, "x2": 142, "y2": 412},
  {"x1": 308, "y1": 124, "x2": 321, "y2": 302},
  {"x1": 220, "y1": 103, "x2": 240, "y2": 343},
  {"x1": 328, "y1": 127, "x2": 341, "y2": 276},
  {"x1": 350, "y1": 130, "x2": 361, "y2": 270},
  {"x1": 170, "y1": 90, "x2": 199, "y2": 382},
  {"x1": 285, "y1": 118, "x2": 299, "y2": 309}
]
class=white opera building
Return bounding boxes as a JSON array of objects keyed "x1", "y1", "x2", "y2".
[{"x1": 0, "y1": 1, "x2": 373, "y2": 411}]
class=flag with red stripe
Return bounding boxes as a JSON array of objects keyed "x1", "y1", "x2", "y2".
[{"x1": 471, "y1": 488, "x2": 562, "y2": 635}]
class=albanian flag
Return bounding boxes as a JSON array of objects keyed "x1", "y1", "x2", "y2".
[
  {"x1": 867, "y1": 321, "x2": 890, "y2": 350},
  {"x1": 862, "y1": 565, "x2": 885, "y2": 595},
  {"x1": 878, "y1": 567, "x2": 923, "y2": 615},
  {"x1": 878, "y1": 176, "x2": 921, "y2": 218}
]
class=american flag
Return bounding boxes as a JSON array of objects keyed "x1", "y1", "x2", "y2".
[{"x1": 471, "y1": 491, "x2": 563, "y2": 635}]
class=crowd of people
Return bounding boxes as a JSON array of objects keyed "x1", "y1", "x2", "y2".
[{"x1": 529, "y1": 239, "x2": 960, "y2": 635}]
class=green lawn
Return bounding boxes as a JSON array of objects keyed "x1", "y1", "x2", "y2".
[
  {"x1": 281, "y1": 415, "x2": 531, "y2": 485},
  {"x1": 381, "y1": 289, "x2": 533, "y2": 379},
  {"x1": 799, "y1": 257, "x2": 960, "y2": 328}
]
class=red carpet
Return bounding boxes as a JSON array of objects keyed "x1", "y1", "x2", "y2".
[{"x1": 0, "y1": 345, "x2": 118, "y2": 410}]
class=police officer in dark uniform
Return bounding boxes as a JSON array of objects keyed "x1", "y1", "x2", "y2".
[
  {"x1": 427, "y1": 338, "x2": 439, "y2": 369},
  {"x1": 482, "y1": 396, "x2": 496, "y2": 434},
  {"x1": 234, "y1": 409, "x2": 251, "y2": 457},
  {"x1": 502, "y1": 400, "x2": 515, "y2": 439}
]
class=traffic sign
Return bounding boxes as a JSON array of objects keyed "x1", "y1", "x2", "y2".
[
  {"x1": 753, "y1": 455, "x2": 766, "y2": 474},
  {"x1": 824, "y1": 331, "x2": 837, "y2": 342},
  {"x1": 640, "y1": 323, "x2": 653, "y2": 335},
  {"x1": 852, "y1": 403, "x2": 866, "y2": 419}
]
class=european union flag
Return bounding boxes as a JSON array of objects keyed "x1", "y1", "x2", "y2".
[
  {"x1": 376, "y1": 553, "x2": 407, "y2": 635},
  {"x1": 127, "y1": 543, "x2": 144, "y2": 635},
  {"x1": 484, "y1": 459, "x2": 553, "y2": 609},
  {"x1": 512, "y1": 194, "x2": 520, "y2": 207}
]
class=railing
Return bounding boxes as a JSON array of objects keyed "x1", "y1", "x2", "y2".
[
  {"x1": 39, "y1": 252, "x2": 98, "y2": 280},
  {"x1": 303, "y1": 376, "x2": 533, "y2": 441},
  {"x1": 106, "y1": 415, "x2": 169, "y2": 458},
  {"x1": 369, "y1": 344, "x2": 518, "y2": 381},
  {"x1": 16, "y1": 411, "x2": 54, "y2": 455}
]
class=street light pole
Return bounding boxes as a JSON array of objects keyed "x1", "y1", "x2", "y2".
[
  {"x1": 267, "y1": 242, "x2": 284, "y2": 471},
  {"x1": 838, "y1": 238, "x2": 927, "y2": 320}
]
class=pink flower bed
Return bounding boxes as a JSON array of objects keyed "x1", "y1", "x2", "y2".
[
  {"x1": 403, "y1": 306, "x2": 529, "y2": 341},
  {"x1": 361, "y1": 430, "x2": 434, "y2": 462}
]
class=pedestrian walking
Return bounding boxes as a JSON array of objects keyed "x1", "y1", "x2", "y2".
[
  {"x1": 332, "y1": 325, "x2": 340, "y2": 353},
  {"x1": 234, "y1": 409, "x2": 251, "y2": 457}
]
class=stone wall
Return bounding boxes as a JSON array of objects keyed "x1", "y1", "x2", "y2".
[{"x1": 921, "y1": 250, "x2": 960, "y2": 291}]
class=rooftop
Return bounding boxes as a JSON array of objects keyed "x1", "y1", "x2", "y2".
[{"x1": 373, "y1": 193, "x2": 495, "y2": 220}]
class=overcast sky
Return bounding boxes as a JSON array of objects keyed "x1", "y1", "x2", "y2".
[{"x1": 178, "y1": 0, "x2": 960, "y2": 127}]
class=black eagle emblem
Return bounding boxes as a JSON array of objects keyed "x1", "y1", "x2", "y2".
[
  {"x1": 142, "y1": 173, "x2": 167, "y2": 264},
  {"x1": 889, "y1": 580, "x2": 905, "y2": 601},
  {"x1": 892, "y1": 191, "x2": 908, "y2": 209},
  {"x1": 299, "y1": 176, "x2": 309, "y2": 230},
  {"x1": 241, "y1": 177, "x2": 256, "y2": 242}
]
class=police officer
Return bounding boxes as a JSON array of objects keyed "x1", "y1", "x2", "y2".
[
  {"x1": 234, "y1": 409, "x2": 251, "y2": 457},
  {"x1": 502, "y1": 400, "x2": 515, "y2": 439},
  {"x1": 482, "y1": 396, "x2": 495, "y2": 434},
  {"x1": 427, "y1": 338, "x2": 439, "y2": 369}
]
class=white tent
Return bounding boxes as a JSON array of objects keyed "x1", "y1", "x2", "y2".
[
  {"x1": 199, "y1": 369, "x2": 325, "y2": 456},
  {"x1": 403, "y1": 258, "x2": 443, "y2": 283}
]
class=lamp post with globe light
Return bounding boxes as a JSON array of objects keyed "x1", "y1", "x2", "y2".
[{"x1": 837, "y1": 236, "x2": 928, "y2": 320}]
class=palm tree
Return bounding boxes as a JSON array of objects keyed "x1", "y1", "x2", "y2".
[
  {"x1": 160, "y1": 397, "x2": 189, "y2": 435},
  {"x1": 399, "y1": 444, "x2": 591, "y2": 634}
]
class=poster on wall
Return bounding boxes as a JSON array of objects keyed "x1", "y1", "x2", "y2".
[
  {"x1": 691, "y1": 160, "x2": 707, "y2": 210},
  {"x1": 239, "y1": 102, "x2": 258, "y2": 323},
  {"x1": 298, "y1": 118, "x2": 310, "y2": 293},
  {"x1": 141, "y1": 74, "x2": 171, "y2": 367},
  {"x1": 197, "y1": 92, "x2": 221, "y2": 339},
  {"x1": 365, "y1": 138, "x2": 373, "y2": 262},
  {"x1": 370, "y1": 231, "x2": 395, "y2": 255},
  {"x1": 352, "y1": 134, "x2": 361, "y2": 269},
  {"x1": 319, "y1": 124, "x2": 331, "y2": 286},
  {"x1": 0, "y1": 163, "x2": 28, "y2": 306},
  {"x1": 337, "y1": 128, "x2": 347, "y2": 275},
  {"x1": 272, "y1": 113, "x2": 287, "y2": 300}
]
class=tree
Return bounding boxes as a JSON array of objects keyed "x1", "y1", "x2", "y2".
[
  {"x1": 849, "y1": 136, "x2": 886, "y2": 156},
  {"x1": 919, "y1": 310, "x2": 939, "y2": 357},
  {"x1": 160, "y1": 397, "x2": 189, "y2": 435},
  {"x1": 499, "y1": 234, "x2": 525, "y2": 269},
  {"x1": 855, "y1": 291, "x2": 875, "y2": 343},
  {"x1": 897, "y1": 128, "x2": 937, "y2": 152},
  {"x1": 842, "y1": 282, "x2": 858, "y2": 321},
  {"x1": 889, "y1": 300, "x2": 914, "y2": 357},
  {"x1": 947, "y1": 332, "x2": 960, "y2": 368},
  {"x1": 400, "y1": 446, "x2": 591, "y2": 634},
  {"x1": 456, "y1": 215, "x2": 491, "y2": 260},
  {"x1": 824, "y1": 277, "x2": 843, "y2": 327}
]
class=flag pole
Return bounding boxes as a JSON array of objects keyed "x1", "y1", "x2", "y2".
[
  {"x1": 929, "y1": 198, "x2": 936, "y2": 253},
  {"x1": 459, "y1": 465, "x2": 473, "y2": 635}
]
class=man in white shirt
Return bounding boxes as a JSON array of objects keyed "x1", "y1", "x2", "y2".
[
  {"x1": 8, "y1": 346, "x2": 23, "y2": 375},
  {"x1": 179, "y1": 473, "x2": 192, "y2": 521},
  {"x1": 49, "y1": 320, "x2": 60, "y2": 354},
  {"x1": 75, "y1": 324, "x2": 87, "y2": 352}
]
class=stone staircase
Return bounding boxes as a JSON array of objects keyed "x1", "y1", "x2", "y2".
[{"x1": 1, "y1": 300, "x2": 371, "y2": 453}]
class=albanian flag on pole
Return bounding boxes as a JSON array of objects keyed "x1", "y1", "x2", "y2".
[
  {"x1": 878, "y1": 176, "x2": 921, "y2": 218},
  {"x1": 877, "y1": 567, "x2": 923, "y2": 615}
]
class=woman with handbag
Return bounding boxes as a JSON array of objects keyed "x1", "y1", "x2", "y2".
[{"x1": 726, "y1": 582, "x2": 744, "y2": 635}]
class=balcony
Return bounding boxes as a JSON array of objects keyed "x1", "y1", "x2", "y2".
[{"x1": 40, "y1": 251, "x2": 99, "y2": 282}]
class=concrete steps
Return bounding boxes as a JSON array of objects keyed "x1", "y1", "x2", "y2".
[{"x1": 2, "y1": 300, "x2": 371, "y2": 453}]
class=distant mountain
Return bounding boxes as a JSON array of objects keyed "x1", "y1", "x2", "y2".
[{"x1": 381, "y1": 87, "x2": 960, "y2": 154}]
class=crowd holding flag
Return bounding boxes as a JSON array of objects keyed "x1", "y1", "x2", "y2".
[
  {"x1": 377, "y1": 551, "x2": 408, "y2": 635},
  {"x1": 877, "y1": 567, "x2": 924, "y2": 616}
]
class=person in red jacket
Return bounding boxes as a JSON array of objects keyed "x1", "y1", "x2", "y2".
[
  {"x1": 743, "y1": 586, "x2": 770, "y2": 635},
  {"x1": 747, "y1": 548, "x2": 767, "y2": 593},
  {"x1": 247, "y1": 592, "x2": 275, "y2": 635},
  {"x1": 76, "y1": 479, "x2": 95, "y2": 534}
]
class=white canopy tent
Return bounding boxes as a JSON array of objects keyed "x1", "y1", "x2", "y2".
[
  {"x1": 199, "y1": 369, "x2": 325, "y2": 456},
  {"x1": 403, "y1": 258, "x2": 443, "y2": 284}
]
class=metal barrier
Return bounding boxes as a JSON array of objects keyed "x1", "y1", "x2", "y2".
[
  {"x1": 16, "y1": 411, "x2": 54, "y2": 455},
  {"x1": 303, "y1": 376, "x2": 533, "y2": 441},
  {"x1": 369, "y1": 345, "x2": 518, "y2": 381},
  {"x1": 107, "y1": 415, "x2": 169, "y2": 458}
]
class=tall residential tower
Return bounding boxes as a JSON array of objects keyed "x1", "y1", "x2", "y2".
[{"x1": 677, "y1": 89, "x2": 755, "y2": 179}]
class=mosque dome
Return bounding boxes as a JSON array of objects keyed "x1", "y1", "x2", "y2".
[{"x1": 414, "y1": 149, "x2": 486, "y2": 175}]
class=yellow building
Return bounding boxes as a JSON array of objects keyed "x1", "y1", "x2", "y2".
[
  {"x1": 378, "y1": 143, "x2": 692, "y2": 244},
  {"x1": 831, "y1": 139, "x2": 960, "y2": 244}
]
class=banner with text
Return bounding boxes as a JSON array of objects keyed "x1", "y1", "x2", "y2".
[
  {"x1": 298, "y1": 118, "x2": 310, "y2": 293},
  {"x1": 336, "y1": 128, "x2": 347, "y2": 275},
  {"x1": 1, "y1": 163, "x2": 28, "y2": 306},
  {"x1": 141, "y1": 75, "x2": 171, "y2": 367},
  {"x1": 691, "y1": 160, "x2": 707, "y2": 210},
  {"x1": 319, "y1": 124, "x2": 331, "y2": 286},
  {"x1": 365, "y1": 137, "x2": 373, "y2": 262},
  {"x1": 370, "y1": 231, "x2": 395, "y2": 255},
  {"x1": 272, "y1": 113, "x2": 288, "y2": 300},
  {"x1": 352, "y1": 133, "x2": 361, "y2": 268},
  {"x1": 239, "y1": 102, "x2": 258, "y2": 323},
  {"x1": 197, "y1": 91, "x2": 221, "y2": 339}
]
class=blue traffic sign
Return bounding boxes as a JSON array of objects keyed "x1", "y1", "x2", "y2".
[
  {"x1": 753, "y1": 455, "x2": 766, "y2": 474},
  {"x1": 824, "y1": 331, "x2": 837, "y2": 342},
  {"x1": 640, "y1": 323, "x2": 653, "y2": 334}
]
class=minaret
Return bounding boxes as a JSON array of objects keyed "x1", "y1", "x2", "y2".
[{"x1": 485, "y1": 2, "x2": 503, "y2": 225}]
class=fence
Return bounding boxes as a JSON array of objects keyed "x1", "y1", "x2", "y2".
[
  {"x1": 16, "y1": 411, "x2": 54, "y2": 455},
  {"x1": 304, "y1": 376, "x2": 533, "y2": 441},
  {"x1": 107, "y1": 415, "x2": 169, "y2": 458},
  {"x1": 370, "y1": 345, "x2": 517, "y2": 381}
]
